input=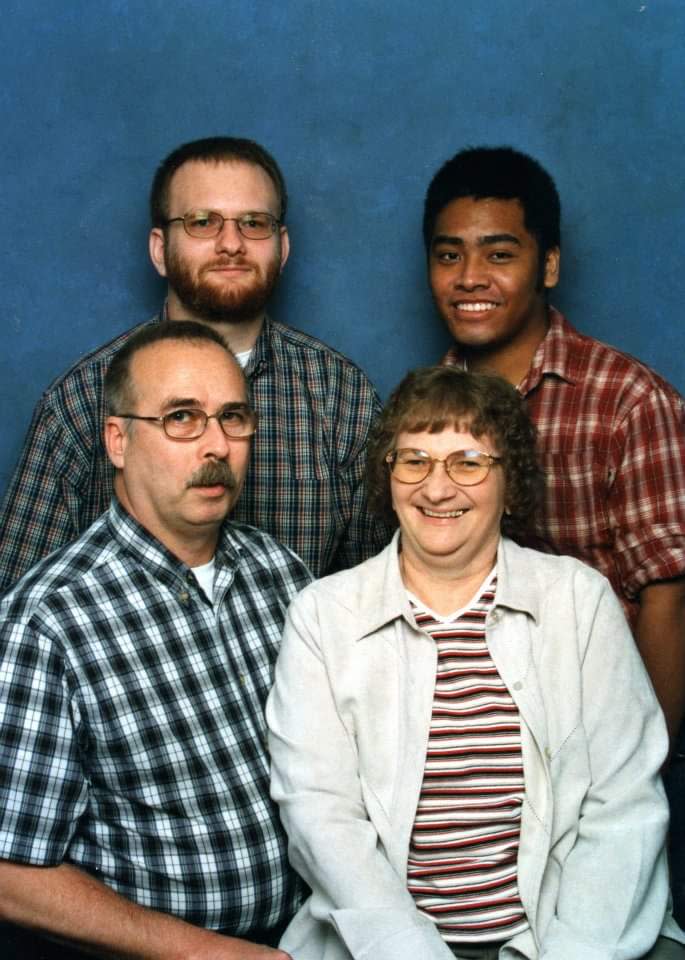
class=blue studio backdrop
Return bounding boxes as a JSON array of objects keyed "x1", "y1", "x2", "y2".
[{"x1": 2, "y1": 0, "x2": 684, "y2": 498}]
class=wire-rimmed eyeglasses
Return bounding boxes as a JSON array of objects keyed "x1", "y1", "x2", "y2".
[
  {"x1": 386, "y1": 448, "x2": 502, "y2": 486},
  {"x1": 117, "y1": 404, "x2": 258, "y2": 441},
  {"x1": 164, "y1": 210, "x2": 281, "y2": 240}
]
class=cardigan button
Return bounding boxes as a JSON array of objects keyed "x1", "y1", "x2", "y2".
[{"x1": 513, "y1": 681, "x2": 523, "y2": 691}]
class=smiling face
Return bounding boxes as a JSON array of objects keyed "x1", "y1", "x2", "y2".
[
  {"x1": 149, "y1": 159, "x2": 289, "y2": 325},
  {"x1": 105, "y1": 339, "x2": 252, "y2": 565},
  {"x1": 429, "y1": 196, "x2": 559, "y2": 377},
  {"x1": 391, "y1": 425, "x2": 505, "y2": 581}
]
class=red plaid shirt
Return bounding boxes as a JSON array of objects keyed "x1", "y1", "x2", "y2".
[{"x1": 443, "y1": 308, "x2": 685, "y2": 629}]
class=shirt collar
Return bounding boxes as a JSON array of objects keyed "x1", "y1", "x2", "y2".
[
  {"x1": 331, "y1": 530, "x2": 415, "y2": 640},
  {"x1": 493, "y1": 536, "x2": 541, "y2": 623},
  {"x1": 157, "y1": 301, "x2": 273, "y2": 381},
  {"x1": 243, "y1": 315, "x2": 273, "y2": 377},
  {"x1": 520, "y1": 306, "x2": 582, "y2": 393},
  {"x1": 106, "y1": 497, "x2": 241, "y2": 586},
  {"x1": 441, "y1": 306, "x2": 583, "y2": 394},
  {"x1": 343, "y1": 531, "x2": 539, "y2": 642}
]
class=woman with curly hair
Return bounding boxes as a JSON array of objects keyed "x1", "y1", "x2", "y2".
[{"x1": 268, "y1": 366, "x2": 682, "y2": 960}]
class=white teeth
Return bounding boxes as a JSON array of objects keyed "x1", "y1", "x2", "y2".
[
  {"x1": 456, "y1": 302, "x2": 496, "y2": 312},
  {"x1": 422, "y1": 508, "x2": 466, "y2": 518}
]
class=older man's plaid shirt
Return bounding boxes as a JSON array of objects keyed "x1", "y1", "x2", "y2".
[
  {"x1": 444, "y1": 308, "x2": 685, "y2": 629},
  {"x1": 0, "y1": 500, "x2": 312, "y2": 933},
  {"x1": 0, "y1": 313, "x2": 390, "y2": 590}
]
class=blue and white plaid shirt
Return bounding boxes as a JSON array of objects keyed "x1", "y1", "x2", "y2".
[
  {"x1": 0, "y1": 313, "x2": 391, "y2": 590},
  {"x1": 0, "y1": 499, "x2": 312, "y2": 934}
]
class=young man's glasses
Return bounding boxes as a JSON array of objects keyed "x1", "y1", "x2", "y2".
[
  {"x1": 164, "y1": 210, "x2": 280, "y2": 240},
  {"x1": 386, "y1": 448, "x2": 501, "y2": 487}
]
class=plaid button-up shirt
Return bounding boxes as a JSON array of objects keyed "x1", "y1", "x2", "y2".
[
  {"x1": 0, "y1": 499, "x2": 312, "y2": 933},
  {"x1": 0, "y1": 313, "x2": 391, "y2": 591},
  {"x1": 444, "y1": 308, "x2": 685, "y2": 629}
]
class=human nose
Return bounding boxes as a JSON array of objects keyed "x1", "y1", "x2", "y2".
[
  {"x1": 200, "y1": 415, "x2": 232, "y2": 459},
  {"x1": 214, "y1": 217, "x2": 246, "y2": 255},
  {"x1": 421, "y1": 459, "x2": 456, "y2": 499},
  {"x1": 454, "y1": 252, "x2": 489, "y2": 290}
]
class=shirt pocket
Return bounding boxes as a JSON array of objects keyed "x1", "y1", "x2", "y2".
[{"x1": 536, "y1": 445, "x2": 612, "y2": 551}]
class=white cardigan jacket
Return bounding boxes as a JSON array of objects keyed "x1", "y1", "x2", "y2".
[{"x1": 267, "y1": 535, "x2": 682, "y2": 960}]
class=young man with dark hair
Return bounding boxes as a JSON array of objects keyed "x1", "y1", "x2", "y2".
[
  {"x1": 424, "y1": 144, "x2": 685, "y2": 924},
  {"x1": 0, "y1": 321, "x2": 309, "y2": 959},
  {"x1": 0, "y1": 136, "x2": 389, "y2": 589}
]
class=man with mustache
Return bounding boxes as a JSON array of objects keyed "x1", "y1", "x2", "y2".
[
  {"x1": 0, "y1": 320, "x2": 311, "y2": 959},
  {"x1": 0, "y1": 136, "x2": 389, "y2": 590}
]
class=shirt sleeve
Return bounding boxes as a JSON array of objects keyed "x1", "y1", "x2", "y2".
[
  {"x1": 608, "y1": 384, "x2": 685, "y2": 598},
  {"x1": 0, "y1": 393, "x2": 93, "y2": 593},
  {"x1": 0, "y1": 613, "x2": 88, "y2": 864},
  {"x1": 328, "y1": 376, "x2": 393, "y2": 573}
]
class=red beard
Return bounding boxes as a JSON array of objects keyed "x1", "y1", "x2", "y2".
[{"x1": 164, "y1": 249, "x2": 281, "y2": 324}]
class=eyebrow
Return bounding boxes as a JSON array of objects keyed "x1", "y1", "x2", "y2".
[
  {"x1": 182, "y1": 208, "x2": 278, "y2": 221},
  {"x1": 432, "y1": 232, "x2": 522, "y2": 248},
  {"x1": 161, "y1": 397, "x2": 199, "y2": 410},
  {"x1": 158, "y1": 398, "x2": 248, "y2": 412}
]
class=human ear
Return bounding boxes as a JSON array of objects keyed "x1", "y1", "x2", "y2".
[
  {"x1": 149, "y1": 228, "x2": 168, "y2": 278},
  {"x1": 278, "y1": 224, "x2": 290, "y2": 272},
  {"x1": 104, "y1": 417, "x2": 129, "y2": 469},
  {"x1": 543, "y1": 246, "x2": 560, "y2": 289}
]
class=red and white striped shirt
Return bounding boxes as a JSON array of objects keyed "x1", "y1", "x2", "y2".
[{"x1": 407, "y1": 573, "x2": 529, "y2": 944}]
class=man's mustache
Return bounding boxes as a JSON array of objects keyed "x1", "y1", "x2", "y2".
[{"x1": 187, "y1": 460, "x2": 238, "y2": 490}]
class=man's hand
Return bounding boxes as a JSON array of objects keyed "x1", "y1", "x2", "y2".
[
  {"x1": 195, "y1": 938, "x2": 291, "y2": 960},
  {"x1": 0, "y1": 859, "x2": 293, "y2": 960}
]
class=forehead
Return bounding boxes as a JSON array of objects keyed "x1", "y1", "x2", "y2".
[
  {"x1": 128, "y1": 340, "x2": 247, "y2": 409},
  {"x1": 167, "y1": 159, "x2": 280, "y2": 215},
  {"x1": 396, "y1": 424, "x2": 497, "y2": 454},
  {"x1": 432, "y1": 196, "x2": 534, "y2": 245}
]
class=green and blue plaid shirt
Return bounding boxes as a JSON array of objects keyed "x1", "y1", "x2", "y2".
[{"x1": 0, "y1": 312, "x2": 391, "y2": 590}]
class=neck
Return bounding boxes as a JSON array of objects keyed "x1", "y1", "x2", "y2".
[
  {"x1": 114, "y1": 476, "x2": 221, "y2": 568},
  {"x1": 400, "y1": 545, "x2": 497, "y2": 616},
  {"x1": 165, "y1": 292, "x2": 264, "y2": 353},
  {"x1": 462, "y1": 307, "x2": 549, "y2": 387}
]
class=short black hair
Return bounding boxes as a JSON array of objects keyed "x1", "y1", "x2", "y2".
[
  {"x1": 423, "y1": 146, "x2": 560, "y2": 255},
  {"x1": 149, "y1": 136, "x2": 288, "y2": 226},
  {"x1": 105, "y1": 320, "x2": 238, "y2": 415}
]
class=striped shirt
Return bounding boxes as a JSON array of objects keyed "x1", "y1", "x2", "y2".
[
  {"x1": 407, "y1": 574, "x2": 529, "y2": 943},
  {"x1": 443, "y1": 308, "x2": 685, "y2": 629},
  {"x1": 0, "y1": 312, "x2": 391, "y2": 590}
]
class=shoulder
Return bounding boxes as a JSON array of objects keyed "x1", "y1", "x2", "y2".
[
  {"x1": 288, "y1": 541, "x2": 397, "y2": 623},
  {"x1": 0, "y1": 514, "x2": 118, "y2": 618},
  {"x1": 559, "y1": 316, "x2": 683, "y2": 407},
  {"x1": 221, "y1": 521, "x2": 313, "y2": 588},
  {"x1": 503, "y1": 536, "x2": 608, "y2": 583},
  {"x1": 498, "y1": 538, "x2": 620, "y2": 620},
  {"x1": 39, "y1": 320, "x2": 154, "y2": 405},
  {"x1": 266, "y1": 319, "x2": 379, "y2": 391}
]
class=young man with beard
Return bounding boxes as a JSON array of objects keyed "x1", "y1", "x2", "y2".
[
  {"x1": 0, "y1": 321, "x2": 310, "y2": 959},
  {"x1": 424, "y1": 145, "x2": 685, "y2": 924},
  {"x1": 0, "y1": 137, "x2": 389, "y2": 589}
]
